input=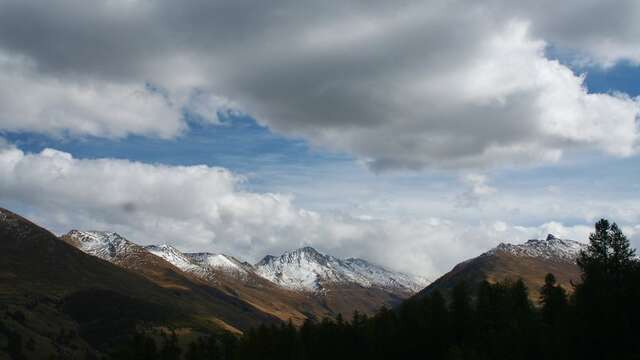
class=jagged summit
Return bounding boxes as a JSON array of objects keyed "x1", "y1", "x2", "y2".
[
  {"x1": 298, "y1": 246, "x2": 321, "y2": 254},
  {"x1": 488, "y1": 234, "x2": 586, "y2": 262},
  {"x1": 257, "y1": 255, "x2": 277, "y2": 266},
  {"x1": 144, "y1": 244, "x2": 205, "y2": 275},
  {"x1": 144, "y1": 245, "x2": 259, "y2": 281},
  {"x1": 62, "y1": 230, "x2": 140, "y2": 263},
  {"x1": 62, "y1": 227, "x2": 429, "y2": 301},
  {"x1": 186, "y1": 252, "x2": 254, "y2": 278},
  {"x1": 4, "y1": 207, "x2": 430, "y2": 333},
  {"x1": 283, "y1": 246, "x2": 325, "y2": 258},
  {"x1": 255, "y1": 246, "x2": 429, "y2": 293}
]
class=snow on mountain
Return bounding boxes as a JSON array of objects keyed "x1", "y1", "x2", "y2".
[
  {"x1": 144, "y1": 245, "x2": 256, "y2": 281},
  {"x1": 64, "y1": 230, "x2": 139, "y2": 262},
  {"x1": 343, "y1": 258, "x2": 430, "y2": 292},
  {"x1": 186, "y1": 252, "x2": 254, "y2": 279},
  {"x1": 64, "y1": 231, "x2": 218, "y2": 280},
  {"x1": 63, "y1": 228, "x2": 429, "y2": 294},
  {"x1": 487, "y1": 234, "x2": 586, "y2": 262},
  {"x1": 254, "y1": 246, "x2": 429, "y2": 293},
  {"x1": 144, "y1": 244, "x2": 208, "y2": 276}
]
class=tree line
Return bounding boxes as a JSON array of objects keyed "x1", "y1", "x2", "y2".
[{"x1": 109, "y1": 219, "x2": 640, "y2": 359}]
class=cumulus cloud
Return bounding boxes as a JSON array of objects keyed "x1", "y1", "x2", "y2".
[
  {"x1": 0, "y1": 52, "x2": 185, "y2": 138},
  {"x1": 456, "y1": 174, "x2": 497, "y2": 207},
  {"x1": 2, "y1": 143, "x2": 639, "y2": 278},
  {"x1": 1, "y1": 1, "x2": 640, "y2": 278},
  {"x1": 492, "y1": 0, "x2": 640, "y2": 66},
  {"x1": 0, "y1": 143, "x2": 310, "y2": 257},
  {"x1": 0, "y1": 1, "x2": 638, "y2": 169}
]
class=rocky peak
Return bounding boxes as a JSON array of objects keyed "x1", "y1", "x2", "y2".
[
  {"x1": 254, "y1": 246, "x2": 429, "y2": 293},
  {"x1": 62, "y1": 230, "x2": 137, "y2": 261},
  {"x1": 490, "y1": 234, "x2": 586, "y2": 262}
]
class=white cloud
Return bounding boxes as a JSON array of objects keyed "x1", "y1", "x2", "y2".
[
  {"x1": 0, "y1": 52, "x2": 185, "y2": 138},
  {"x1": 1, "y1": 1, "x2": 640, "y2": 279},
  {"x1": 2, "y1": 143, "x2": 639, "y2": 278},
  {"x1": 0, "y1": 1, "x2": 638, "y2": 169},
  {"x1": 494, "y1": 0, "x2": 640, "y2": 66},
  {"x1": 0, "y1": 51, "x2": 241, "y2": 138},
  {"x1": 456, "y1": 173, "x2": 497, "y2": 207}
]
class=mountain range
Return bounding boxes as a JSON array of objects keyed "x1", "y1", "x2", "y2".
[
  {"x1": 0, "y1": 207, "x2": 280, "y2": 358},
  {"x1": 60, "y1": 229, "x2": 428, "y2": 323},
  {"x1": 1, "y1": 206, "x2": 587, "y2": 358}
]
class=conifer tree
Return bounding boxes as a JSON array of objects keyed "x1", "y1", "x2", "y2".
[
  {"x1": 574, "y1": 219, "x2": 639, "y2": 359},
  {"x1": 159, "y1": 331, "x2": 181, "y2": 360},
  {"x1": 539, "y1": 273, "x2": 567, "y2": 327}
]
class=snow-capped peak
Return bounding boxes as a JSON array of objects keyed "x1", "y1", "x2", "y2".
[
  {"x1": 254, "y1": 246, "x2": 429, "y2": 293},
  {"x1": 62, "y1": 229, "x2": 429, "y2": 294},
  {"x1": 488, "y1": 234, "x2": 586, "y2": 262},
  {"x1": 342, "y1": 257, "x2": 430, "y2": 292},
  {"x1": 63, "y1": 230, "x2": 138, "y2": 262},
  {"x1": 144, "y1": 244, "x2": 203, "y2": 274},
  {"x1": 186, "y1": 252, "x2": 253, "y2": 278}
]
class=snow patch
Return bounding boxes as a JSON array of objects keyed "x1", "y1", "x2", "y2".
[
  {"x1": 186, "y1": 252, "x2": 254, "y2": 279},
  {"x1": 487, "y1": 234, "x2": 586, "y2": 262},
  {"x1": 254, "y1": 247, "x2": 429, "y2": 293},
  {"x1": 65, "y1": 230, "x2": 137, "y2": 261}
]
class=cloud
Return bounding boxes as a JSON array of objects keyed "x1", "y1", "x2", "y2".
[
  {"x1": 1, "y1": 1, "x2": 639, "y2": 278},
  {"x1": 0, "y1": 143, "x2": 309, "y2": 256},
  {"x1": 456, "y1": 174, "x2": 497, "y2": 207},
  {"x1": 0, "y1": 52, "x2": 185, "y2": 138},
  {"x1": 2, "y1": 142, "x2": 639, "y2": 278},
  {"x1": 492, "y1": 0, "x2": 640, "y2": 66},
  {"x1": 0, "y1": 1, "x2": 638, "y2": 169}
]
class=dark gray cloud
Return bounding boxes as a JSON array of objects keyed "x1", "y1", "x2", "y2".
[{"x1": 0, "y1": 0, "x2": 638, "y2": 169}]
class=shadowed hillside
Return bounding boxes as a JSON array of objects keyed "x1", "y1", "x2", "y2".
[{"x1": 0, "y1": 207, "x2": 279, "y2": 358}]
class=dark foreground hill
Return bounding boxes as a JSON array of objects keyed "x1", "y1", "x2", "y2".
[
  {"x1": 0, "y1": 207, "x2": 428, "y2": 359},
  {"x1": 0, "y1": 207, "x2": 279, "y2": 358}
]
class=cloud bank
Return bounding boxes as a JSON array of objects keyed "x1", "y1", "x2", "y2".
[
  {"x1": 0, "y1": 1, "x2": 639, "y2": 277},
  {"x1": 2, "y1": 143, "x2": 638, "y2": 277},
  {"x1": 0, "y1": 0, "x2": 638, "y2": 169}
]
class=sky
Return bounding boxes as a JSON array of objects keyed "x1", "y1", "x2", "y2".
[{"x1": 0, "y1": 0, "x2": 639, "y2": 279}]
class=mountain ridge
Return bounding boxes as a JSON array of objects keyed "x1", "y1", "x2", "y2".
[
  {"x1": 254, "y1": 246, "x2": 429, "y2": 293},
  {"x1": 1, "y1": 207, "x2": 283, "y2": 358},
  {"x1": 416, "y1": 233, "x2": 585, "y2": 300},
  {"x1": 63, "y1": 230, "x2": 428, "y2": 296},
  {"x1": 62, "y1": 229, "x2": 429, "y2": 321}
]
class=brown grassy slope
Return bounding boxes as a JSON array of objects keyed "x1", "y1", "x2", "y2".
[
  {"x1": 210, "y1": 271, "x2": 335, "y2": 324},
  {"x1": 211, "y1": 274, "x2": 414, "y2": 323},
  {"x1": 61, "y1": 230, "x2": 414, "y2": 324},
  {"x1": 415, "y1": 249, "x2": 582, "y2": 302},
  {"x1": 0, "y1": 207, "x2": 281, "y2": 351},
  {"x1": 61, "y1": 232, "x2": 334, "y2": 325}
]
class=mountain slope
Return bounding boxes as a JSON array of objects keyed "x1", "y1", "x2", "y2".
[
  {"x1": 255, "y1": 247, "x2": 428, "y2": 293},
  {"x1": 141, "y1": 243, "x2": 335, "y2": 324},
  {"x1": 416, "y1": 234, "x2": 585, "y2": 300},
  {"x1": 144, "y1": 244, "x2": 216, "y2": 281},
  {"x1": 186, "y1": 252, "x2": 254, "y2": 280},
  {"x1": 61, "y1": 234, "x2": 333, "y2": 324},
  {"x1": 255, "y1": 247, "x2": 429, "y2": 315},
  {"x1": 70, "y1": 233, "x2": 430, "y2": 322},
  {"x1": 1, "y1": 208, "x2": 284, "y2": 358}
]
